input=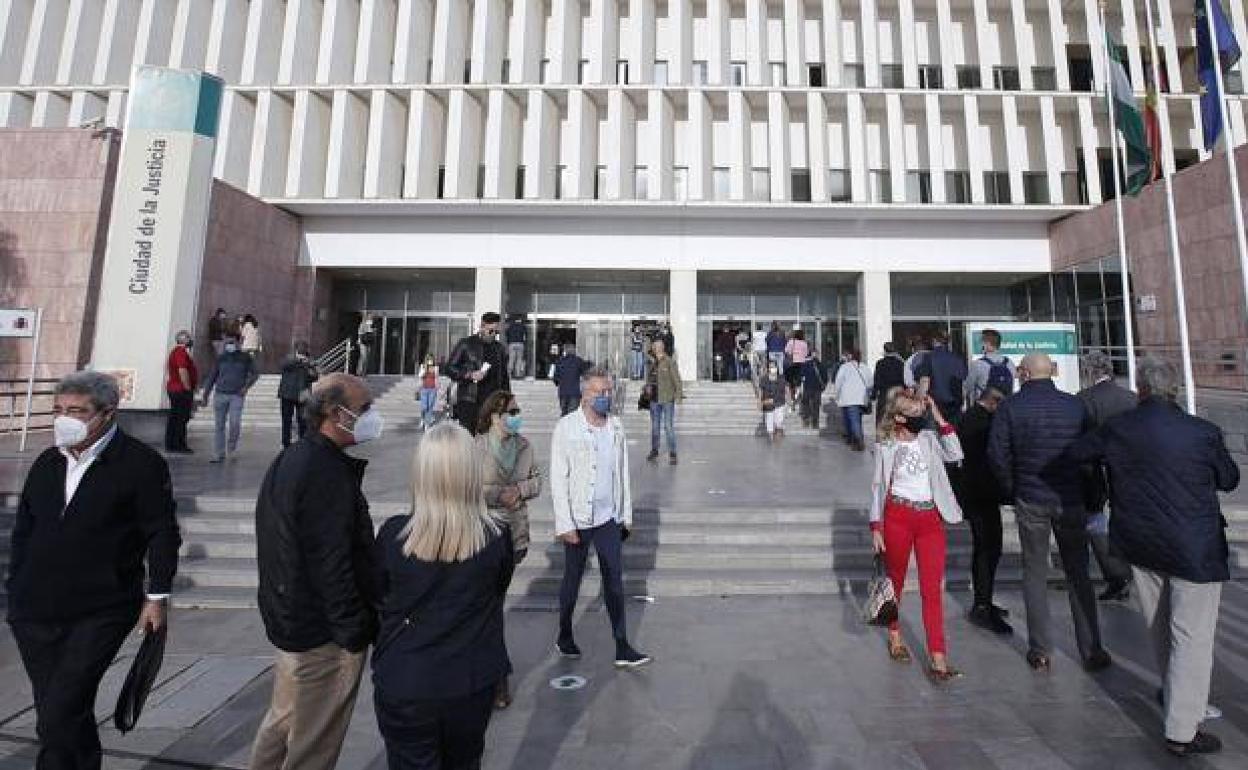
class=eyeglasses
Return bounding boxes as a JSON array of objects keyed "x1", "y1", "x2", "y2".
[{"x1": 506, "y1": 408, "x2": 522, "y2": 416}]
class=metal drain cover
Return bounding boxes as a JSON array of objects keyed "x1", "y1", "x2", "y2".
[{"x1": 549, "y1": 675, "x2": 588, "y2": 691}]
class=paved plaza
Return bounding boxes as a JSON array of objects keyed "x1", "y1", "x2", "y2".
[{"x1": 3, "y1": 410, "x2": 1248, "y2": 768}]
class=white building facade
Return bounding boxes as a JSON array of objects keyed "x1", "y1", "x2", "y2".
[{"x1": 2, "y1": 0, "x2": 1246, "y2": 380}]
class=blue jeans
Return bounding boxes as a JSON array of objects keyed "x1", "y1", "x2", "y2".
[
  {"x1": 842, "y1": 405, "x2": 864, "y2": 443},
  {"x1": 419, "y1": 387, "x2": 437, "y2": 426},
  {"x1": 632, "y1": 350, "x2": 645, "y2": 379},
  {"x1": 559, "y1": 520, "x2": 628, "y2": 644},
  {"x1": 213, "y1": 392, "x2": 245, "y2": 457},
  {"x1": 650, "y1": 402, "x2": 677, "y2": 454}
]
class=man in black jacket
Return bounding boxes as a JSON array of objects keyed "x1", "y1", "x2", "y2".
[
  {"x1": 872, "y1": 341, "x2": 906, "y2": 416},
  {"x1": 251, "y1": 373, "x2": 380, "y2": 770},
  {"x1": 1067, "y1": 357, "x2": 1238, "y2": 757},
  {"x1": 7, "y1": 371, "x2": 181, "y2": 770},
  {"x1": 954, "y1": 386, "x2": 1011, "y2": 635},
  {"x1": 445, "y1": 312, "x2": 511, "y2": 435},
  {"x1": 988, "y1": 353, "x2": 1109, "y2": 673},
  {"x1": 276, "y1": 341, "x2": 319, "y2": 448}
]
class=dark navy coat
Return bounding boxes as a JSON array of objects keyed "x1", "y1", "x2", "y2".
[{"x1": 987, "y1": 379, "x2": 1090, "y2": 513}]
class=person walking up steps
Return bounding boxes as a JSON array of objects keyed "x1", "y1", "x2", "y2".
[
  {"x1": 759, "y1": 361, "x2": 787, "y2": 443},
  {"x1": 645, "y1": 339, "x2": 683, "y2": 465},
  {"x1": 833, "y1": 349, "x2": 873, "y2": 451}
]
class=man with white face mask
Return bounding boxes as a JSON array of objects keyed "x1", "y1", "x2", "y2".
[
  {"x1": 251, "y1": 373, "x2": 381, "y2": 770},
  {"x1": 200, "y1": 334, "x2": 259, "y2": 463},
  {"x1": 6, "y1": 370, "x2": 181, "y2": 770}
]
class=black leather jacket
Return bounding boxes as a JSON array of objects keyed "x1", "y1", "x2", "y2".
[
  {"x1": 255, "y1": 433, "x2": 377, "y2": 652},
  {"x1": 445, "y1": 333, "x2": 510, "y2": 404}
]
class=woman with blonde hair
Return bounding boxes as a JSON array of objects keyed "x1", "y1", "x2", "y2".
[
  {"x1": 869, "y1": 389, "x2": 964, "y2": 681},
  {"x1": 371, "y1": 422, "x2": 514, "y2": 769}
]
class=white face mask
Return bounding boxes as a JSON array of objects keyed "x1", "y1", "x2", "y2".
[
  {"x1": 339, "y1": 406, "x2": 384, "y2": 444},
  {"x1": 53, "y1": 414, "x2": 95, "y2": 448}
]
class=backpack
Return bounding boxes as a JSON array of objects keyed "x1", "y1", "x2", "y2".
[{"x1": 982, "y1": 356, "x2": 1013, "y2": 395}]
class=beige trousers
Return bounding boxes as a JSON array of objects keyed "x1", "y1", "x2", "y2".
[{"x1": 249, "y1": 643, "x2": 366, "y2": 770}]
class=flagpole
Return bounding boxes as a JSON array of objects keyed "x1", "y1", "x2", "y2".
[
  {"x1": 1098, "y1": 2, "x2": 1139, "y2": 391},
  {"x1": 1200, "y1": 0, "x2": 1248, "y2": 344},
  {"x1": 1142, "y1": 0, "x2": 1198, "y2": 412}
]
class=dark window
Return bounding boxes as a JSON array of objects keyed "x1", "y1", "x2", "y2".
[
  {"x1": 515, "y1": 166, "x2": 526, "y2": 198},
  {"x1": 946, "y1": 171, "x2": 971, "y2": 203},
  {"x1": 984, "y1": 171, "x2": 1011, "y2": 204},
  {"x1": 919, "y1": 65, "x2": 942, "y2": 89},
  {"x1": 436, "y1": 166, "x2": 445, "y2": 199},
  {"x1": 1068, "y1": 46, "x2": 1094, "y2": 91},
  {"x1": 730, "y1": 61, "x2": 747, "y2": 85},
  {"x1": 993, "y1": 66, "x2": 1020, "y2": 91},
  {"x1": 957, "y1": 65, "x2": 981, "y2": 89},
  {"x1": 1023, "y1": 172, "x2": 1049, "y2": 204},
  {"x1": 1174, "y1": 149, "x2": 1199, "y2": 171},
  {"x1": 1032, "y1": 66, "x2": 1057, "y2": 90},
  {"x1": 881, "y1": 64, "x2": 905, "y2": 88},
  {"x1": 501, "y1": 59, "x2": 510, "y2": 83},
  {"x1": 906, "y1": 171, "x2": 932, "y2": 203},
  {"x1": 617, "y1": 60, "x2": 629, "y2": 84},
  {"x1": 791, "y1": 169, "x2": 812, "y2": 202},
  {"x1": 578, "y1": 59, "x2": 589, "y2": 84},
  {"x1": 808, "y1": 64, "x2": 825, "y2": 87},
  {"x1": 463, "y1": 60, "x2": 472, "y2": 84},
  {"x1": 476, "y1": 165, "x2": 486, "y2": 198}
]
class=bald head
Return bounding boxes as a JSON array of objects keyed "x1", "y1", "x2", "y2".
[
  {"x1": 1019, "y1": 353, "x2": 1055, "y2": 381},
  {"x1": 306, "y1": 373, "x2": 373, "y2": 446}
]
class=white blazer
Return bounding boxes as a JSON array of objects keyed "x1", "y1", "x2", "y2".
[
  {"x1": 550, "y1": 407, "x2": 633, "y2": 537},
  {"x1": 869, "y1": 428, "x2": 964, "y2": 526}
]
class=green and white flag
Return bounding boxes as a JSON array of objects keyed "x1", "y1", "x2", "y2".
[{"x1": 1106, "y1": 31, "x2": 1153, "y2": 195}]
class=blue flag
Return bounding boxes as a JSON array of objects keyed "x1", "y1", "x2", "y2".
[{"x1": 1196, "y1": 0, "x2": 1242, "y2": 150}]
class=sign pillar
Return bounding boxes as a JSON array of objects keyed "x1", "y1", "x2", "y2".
[{"x1": 91, "y1": 66, "x2": 223, "y2": 411}]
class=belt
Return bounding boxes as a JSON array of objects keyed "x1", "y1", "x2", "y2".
[{"x1": 887, "y1": 494, "x2": 937, "y2": 511}]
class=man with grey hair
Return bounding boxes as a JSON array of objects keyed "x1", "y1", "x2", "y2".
[
  {"x1": 1076, "y1": 350, "x2": 1137, "y2": 601},
  {"x1": 7, "y1": 370, "x2": 181, "y2": 769},
  {"x1": 165, "y1": 329, "x2": 198, "y2": 453},
  {"x1": 550, "y1": 366, "x2": 650, "y2": 668},
  {"x1": 1067, "y1": 357, "x2": 1238, "y2": 757},
  {"x1": 201, "y1": 332, "x2": 259, "y2": 462}
]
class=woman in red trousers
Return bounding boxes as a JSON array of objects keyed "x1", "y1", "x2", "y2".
[{"x1": 869, "y1": 389, "x2": 964, "y2": 681}]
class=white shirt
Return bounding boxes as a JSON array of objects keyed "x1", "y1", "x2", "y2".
[
  {"x1": 889, "y1": 439, "x2": 934, "y2": 502},
  {"x1": 589, "y1": 422, "x2": 617, "y2": 527},
  {"x1": 752, "y1": 330, "x2": 768, "y2": 353}
]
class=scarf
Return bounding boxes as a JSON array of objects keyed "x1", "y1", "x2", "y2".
[{"x1": 488, "y1": 430, "x2": 521, "y2": 479}]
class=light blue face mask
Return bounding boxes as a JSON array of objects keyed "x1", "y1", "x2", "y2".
[
  {"x1": 504, "y1": 414, "x2": 523, "y2": 434},
  {"x1": 592, "y1": 395, "x2": 612, "y2": 416}
]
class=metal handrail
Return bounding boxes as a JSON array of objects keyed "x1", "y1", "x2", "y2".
[{"x1": 316, "y1": 338, "x2": 354, "y2": 374}]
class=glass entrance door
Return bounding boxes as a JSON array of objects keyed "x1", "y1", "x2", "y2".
[{"x1": 576, "y1": 320, "x2": 633, "y2": 377}]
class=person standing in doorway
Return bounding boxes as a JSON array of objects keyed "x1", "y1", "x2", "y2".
[
  {"x1": 201, "y1": 334, "x2": 259, "y2": 463},
  {"x1": 251, "y1": 374, "x2": 380, "y2": 770},
  {"x1": 356, "y1": 315, "x2": 376, "y2": 376},
  {"x1": 277, "y1": 341, "x2": 319, "y2": 448},
  {"x1": 207, "y1": 307, "x2": 229, "y2": 359},
  {"x1": 551, "y1": 367, "x2": 650, "y2": 668},
  {"x1": 416, "y1": 354, "x2": 440, "y2": 430},
  {"x1": 553, "y1": 344, "x2": 589, "y2": 416},
  {"x1": 659, "y1": 322, "x2": 675, "y2": 358},
  {"x1": 505, "y1": 316, "x2": 528, "y2": 380},
  {"x1": 646, "y1": 339, "x2": 683, "y2": 465},
  {"x1": 445, "y1": 312, "x2": 511, "y2": 435},
  {"x1": 6, "y1": 371, "x2": 181, "y2": 770},
  {"x1": 833, "y1": 349, "x2": 873, "y2": 450},
  {"x1": 873, "y1": 342, "x2": 907, "y2": 418},
  {"x1": 165, "y1": 330, "x2": 198, "y2": 453},
  {"x1": 630, "y1": 325, "x2": 647, "y2": 380}
]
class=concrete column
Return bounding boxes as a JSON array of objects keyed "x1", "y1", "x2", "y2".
[
  {"x1": 249, "y1": 90, "x2": 294, "y2": 197},
  {"x1": 671, "y1": 0, "x2": 692, "y2": 85},
  {"x1": 898, "y1": 0, "x2": 917, "y2": 89},
  {"x1": 285, "y1": 90, "x2": 331, "y2": 197},
  {"x1": 885, "y1": 93, "x2": 905, "y2": 203},
  {"x1": 483, "y1": 90, "x2": 522, "y2": 197},
  {"x1": 32, "y1": 92, "x2": 69, "y2": 127},
  {"x1": 471, "y1": 0, "x2": 506, "y2": 83},
  {"x1": 606, "y1": 90, "x2": 636, "y2": 199},
  {"x1": 688, "y1": 90, "x2": 713, "y2": 200},
  {"x1": 1046, "y1": 0, "x2": 1069, "y2": 90},
  {"x1": 784, "y1": 0, "x2": 806, "y2": 87},
  {"x1": 169, "y1": 0, "x2": 212, "y2": 70},
  {"x1": 214, "y1": 90, "x2": 254, "y2": 186},
  {"x1": 746, "y1": 0, "x2": 767, "y2": 86},
  {"x1": 648, "y1": 90, "x2": 674, "y2": 199},
  {"x1": 394, "y1": 0, "x2": 433, "y2": 83},
  {"x1": 629, "y1": 0, "x2": 655, "y2": 84},
  {"x1": 567, "y1": 91, "x2": 599, "y2": 198},
  {"x1": 0, "y1": 93, "x2": 34, "y2": 127},
  {"x1": 552, "y1": 0, "x2": 581, "y2": 84},
  {"x1": 356, "y1": 0, "x2": 399, "y2": 84},
  {"x1": 1076, "y1": 95, "x2": 1103, "y2": 203},
  {"x1": 1002, "y1": 95, "x2": 1024, "y2": 204},
  {"x1": 1119, "y1": 0, "x2": 1144, "y2": 92},
  {"x1": 104, "y1": 89, "x2": 126, "y2": 128},
  {"x1": 475, "y1": 268, "x2": 505, "y2": 323},
  {"x1": 58, "y1": 0, "x2": 104, "y2": 84},
  {"x1": 1008, "y1": 0, "x2": 1032, "y2": 90},
  {"x1": 364, "y1": 89, "x2": 405, "y2": 198},
  {"x1": 0, "y1": 1, "x2": 34, "y2": 85},
  {"x1": 431, "y1": 0, "x2": 470, "y2": 83},
  {"x1": 278, "y1": 0, "x2": 321, "y2": 85},
  {"x1": 509, "y1": 0, "x2": 543, "y2": 83},
  {"x1": 729, "y1": 90, "x2": 753, "y2": 200},
  {"x1": 404, "y1": 89, "x2": 446, "y2": 197},
  {"x1": 808, "y1": 92, "x2": 829, "y2": 201},
  {"x1": 1080, "y1": 0, "x2": 1103, "y2": 91},
  {"x1": 523, "y1": 89, "x2": 559, "y2": 198},
  {"x1": 670, "y1": 270, "x2": 698, "y2": 382},
  {"x1": 963, "y1": 94, "x2": 985, "y2": 203},
  {"x1": 240, "y1": 0, "x2": 283, "y2": 85},
  {"x1": 708, "y1": 0, "x2": 729, "y2": 85},
  {"x1": 1156, "y1": 0, "x2": 1181, "y2": 104},
  {"x1": 858, "y1": 271, "x2": 892, "y2": 368},
  {"x1": 91, "y1": 0, "x2": 140, "y2": 85},
  {"x1": 847, "y1": 92, "x2": 867, "y2": 202},
  {"x1": 925, "y1": 94, "x2": 945, "y2": 202},
  {"x1": 768, "y1": 92, "x2": 791, "y2": 201},
  {"x1": 206, "y1": 0, "x2": 249, "y2": 82},
  {"x1": 445, "y1": 90, "x2": 484, "y2": 197},
  {"x1": 588, "y1": 0, "x2": 619, "y2": 84},
  {"x1": 132, "y1": 0, "x2": 174, "y2": 68},
  {"x1": 822, "y1": 0, "x2": 842, "y2": 86},
  {"x1": 861, "y1": 0, "x2": 879, "y2": 88},
  {"x1": 22, "y1": 0, "x2": 71, "y2": 84},
  {"x1": 973, "y1": 0, "x2": 991, "y2": 89},
  {"x1": 68, "y1": 91, "x2": 109, "y2": 128},
  {"x1": 318, "y1": 0, "x2": 360, "y2": 85},
  {"x1": 936, "y1": 0, "x2": 955, "y2": 91}
]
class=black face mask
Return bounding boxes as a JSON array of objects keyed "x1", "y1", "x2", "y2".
[{"x1": 901, "y1": 415, "x2": 926, "y2": 434}]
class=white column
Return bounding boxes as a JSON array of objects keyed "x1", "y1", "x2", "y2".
[
  {"x1": 132, "y1": 0, "x2": 173, "y2": 67},
  {"x1": 278, "y1": 0, "x2": 321, "y2": 85},
  {"x1": 357, "y1": 0, "x2": 399, "y2": 84},
  {"x1": 169, "y1": 0, "x2": 212, "y2": 70},
  {"x1": 32, "y1": 92, "x2": 70, "y2": 127},
  {"x1": 58, "y1": 0, "x2": 104, "y2": 84},
  {"x1": 729, "y1": 90, "x2": 753, "y2": 199},
  {"x1": 768, "y1": 92, "x2": 791, "y2": 201},
  {"x1": 898, "y1": 0, "x2": 918, "y2": 88},
  {"x1": 104, "y1": 88, "x2": 126, "y2": 128},
  {"x1": 708, "y1": 0, "x2": 730, "y2": 85},
  {"x1": 783, "y1": 0, "x2": 806, "y2": 87},
  {"x1": 936, "y1": 0, "x2": 956, "y2": 90},
  {"x1": 859, "y1": 271, "x2": 892, "y2": 368},
  {"x1": 925, "y1": 93, "x2": 945, "y2": 202},
  {"x1": 973, "y1": 0, "x2": 991, "y2": 89},
  {"x1": 1119, "y1": 0, "x2": 1144, "y2": 92},
  {"x1": 483, "y1": 90, "x2": 522, "y2": 198},
  {"x1": 444, "y1": 89, "x2": 484, "y2": 197},
  {"x1": 886, "y1": 93, "x2": 904, "y2": 202},
  {"x1": 0, "y1": 93, "x2": 34, "y2": 127},
  {"x1": 552, "y1": 0, "x2": 581, "y2": 84},
  {"x1": 670, "y1": 270, "x2": 698, "y2": 382},
  {"x1": 1008, "y1": 0, "x2": 1033, "y2": 90},
  {"x1": 1040, "y1": 96, "x2": 1062, "y2": 204},
  {"x1": 1155, "y1": 0, "x2": 1181, "y2": 104},
  {"x1": 808, "y1": 92, "x2": 830, "y2": 201},
  {"x1": 21, "y1": 0, "x2": 71, "y2": 85},
  {"x1": 0, "y1": 1, "x2": 34, "y2": 85},
  {"x1": 249, "y1": 90, "x2": 294, "y2": 197},
  {"x1": 509, "y1": 0, "x2": 543, "y2": 83},
  {"x1": 672, "y1": 0, "x2": 692, "y2": 84},
  {"x1": 648, "y1": 90, "x2": 674, "y2": 199},
  {"x1": 1081, "y1": 0, "x2": 1104, "y2": 90},
  {"x1": 588, "y1": 0, "x2": 619, "y2": 84},
  {"x1": 606, "y1": 90, "x2": 636, "y2": 199},
  {"x1": 1046, "y1": 0, "x2": 1069, "y2": 91},
  {"x1": 394, "y1": 0, "x2": 433, "y2": 83},
  {"x1": 848, "y1": 92, "x2": 868, "y2": 202},
  {"x1": 861, "y1": 0, "x2": 880, "y2": 88},
  {"x1": 1077, "y1": 95, "x2": 1103, "y2": 203},
  {"x1": 822, "y1": 0, "x2": 842, "y2": 86},
  {"x1": 206, "y1": 0, "x2": 249, "y2": 82},
  {"x1": 688, "y1": 90, "x2": 713, "y2": 199},
  {"x1": 1002, "y1": 95, "x2": 1024, "y2": 204},
  {"x1": 364, "y1": 89, "x2": 405, "y2": 198},
  {"x1": 285, "y1": 90, "x2": 331, "y2": 197},
  {"x1": 523, "y1": 89, "x2": 559, "y2": 198},
  {"x1": 475, "y1": 268, "x2": 505, "y2": 322},
  {"x1": 404, "y1": 89, "x2": 446, "y2": 197},
  {"x1": 567, "y1": 91, "x2": 599, "y2": 198},
  {"x1": 240, "y1": 0, "x2": 283, "y2": 85},
  {"x1": 68, "y1": 90, "x2": 109, "y2": 127},
  {"x1": 629, "y1": 0, "x2": 656, "y2": 84},
  {"x1": 746, "y1": 0, "x2": 767, "y2": 86},
  {"x1": 214, "y1": 89, "x2": 254, "y2": 186},
  {"x1": 471, "y1": 0, "x2": 506, "y2": 83},
  {"x1": 317, "y1": 0, "x2": 359, "y2": 84},
  {"x1": 964, "y1": 94, "x2": 985, "y2": 203},
  {"x1": 431, "y1": 0, "x2": 470, "y2": 83}
]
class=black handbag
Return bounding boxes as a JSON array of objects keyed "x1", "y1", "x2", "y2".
[
  {"x1": 113, "y1": 625, "x2": 167, "y2": 733},
  {"x1": 862, "y1": 556, "x2": 898, "y2": 626},
  {"x1": 637, "y1": 384, "x2": 654, "y2": 411}
]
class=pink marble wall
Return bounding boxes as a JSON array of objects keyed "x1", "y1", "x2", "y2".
[{"x1": 1052, "y1": 145, "x2": 1248, "y2": 390}]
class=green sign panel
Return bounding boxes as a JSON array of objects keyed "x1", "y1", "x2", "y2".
[{"x1": 995, "y1": 330, "x2": 1078, "y2": 357}]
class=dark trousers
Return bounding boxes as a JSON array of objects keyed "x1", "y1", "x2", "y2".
[
  {"x1": 964, "y1": 501, "x2": 1004, "y2": 608},
  {"x1": 558, "y1": 396, "x2": 580, "y2": 416},
  {"x1": 374, "y1": 686, "x2": 495, "y2": 770},
  {"x1": 279, "y1": 398, "x2": 306, "y2": 447},
  {"x1": 1090, "y1": 530, "x2": 1132, "y2": 585},
  {"x1": 164, "y1": 390, "x2": 193, "y2": 450},
  {"x1": 559, "y1": 520, "x2": 628, "y2": 645},
  {"x1": 801, "y1": 393, "x2": 822, "y2": 428},
  {"x1": 10, "y1": 611, "x2": 136, "y2": 770},
  {"x1": 1015, "y1": 500, "x2": 1103, "y2": 660},
  {"x1": 454, "y1": 402, "x2": 481, "y2": 435}
]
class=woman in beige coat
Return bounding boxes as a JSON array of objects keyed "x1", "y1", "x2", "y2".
[{"x1": 475, "y1": 390, "x2": 543, "y2": 707}]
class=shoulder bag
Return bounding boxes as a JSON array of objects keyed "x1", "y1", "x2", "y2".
[
  {"x1": 855, "y1": 364, "x2": 873, "y2": 415},
  {"x1": 862, "y1": 555, "x2": 898, "y2": 626}
]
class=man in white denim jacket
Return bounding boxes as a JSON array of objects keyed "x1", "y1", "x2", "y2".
[{"x1": 550, "y1": 366, "x2": 651, "y2": 669}]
